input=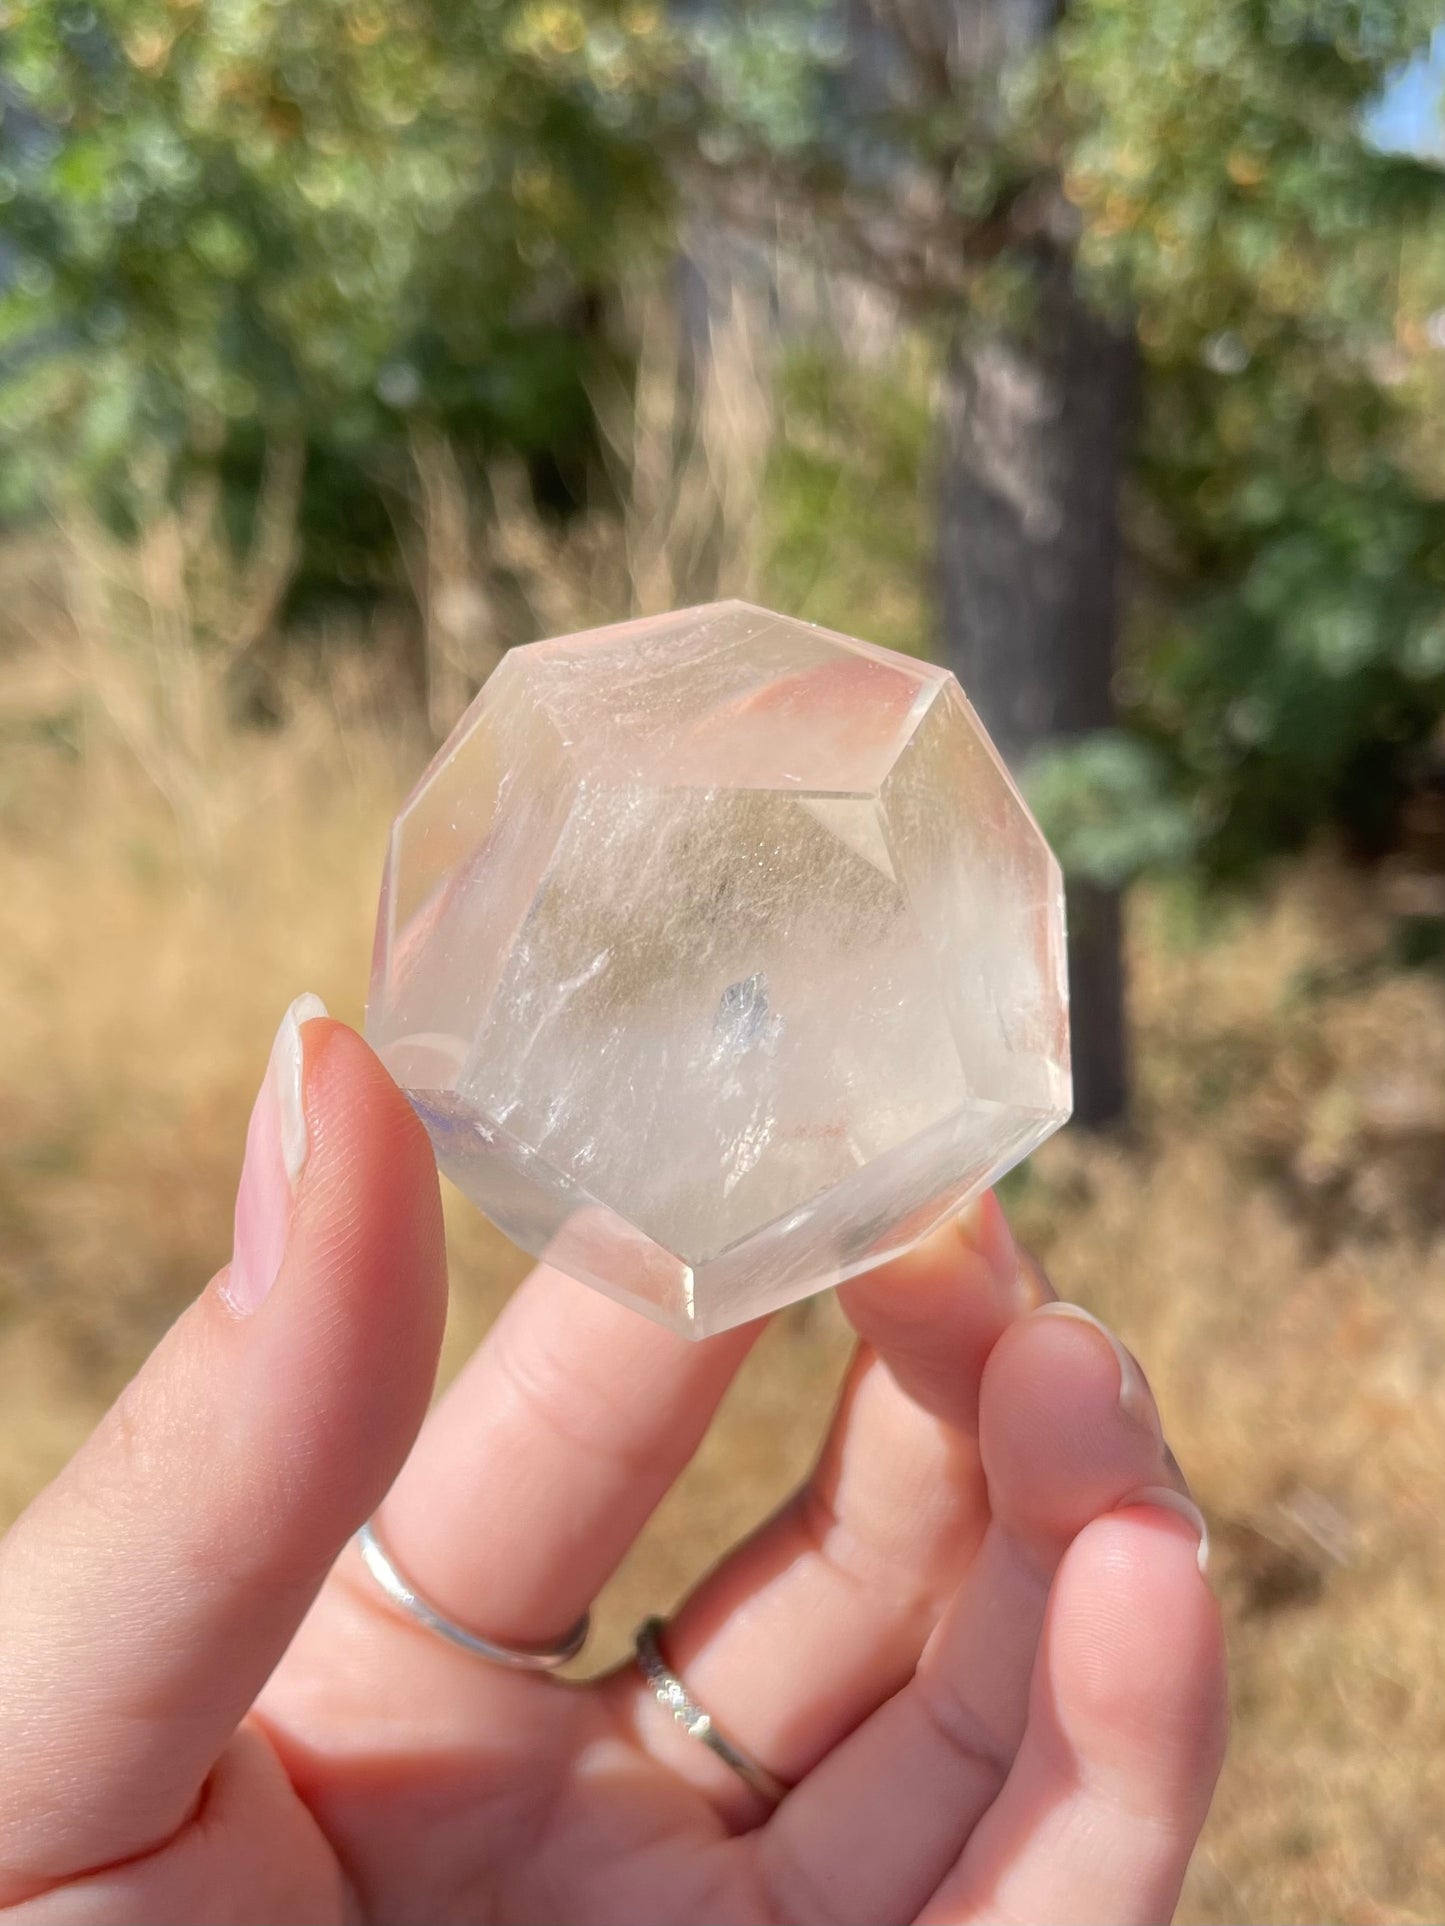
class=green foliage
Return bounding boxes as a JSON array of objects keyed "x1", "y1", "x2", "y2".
[
  {"x1": 687, "y1": 0, "x2": 1445, "y2": 886},
  {"x1": 1060, "y1": 0, "x2": 1443, "y2": 344},
  {"x1": 1024, "y1": 731, "x2": 1197, "y2": 887},
  {"x1": 0, "y1": 0, "x2": 674, "y2": 568},
  {"x1": 1058, "y1": 0, "x2": 1445, "y2": 878},
  {"x1": 6, "y1": 0, "x2": 1445, "y2": 896},
  {"x1": 759, "y1": 339, "x2": 933, "y2": 656},
  {"x1": 1137, "y1": 443, "x2": 1445, "y2": 872},
  {"x1": 681, "y1": 3, "x2": 843, "y2": 159}
]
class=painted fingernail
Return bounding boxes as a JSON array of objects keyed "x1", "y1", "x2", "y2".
[
  {"x1": 222, "y1": 994, "x2": 328, "y2": 1315},
  {"x1": 1032, "y1": 1301, "x2": 1159, "y2": 1432},
  {"x1": 1118, "y1": 1485, "x2": 1211, "y2": 1575}
]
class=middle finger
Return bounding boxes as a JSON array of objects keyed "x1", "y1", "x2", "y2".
[{"x1": 368, "y1": 1261, "x2": 760, "y2": 1655}]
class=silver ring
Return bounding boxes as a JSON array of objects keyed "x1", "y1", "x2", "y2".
[
  {"x1": 635, "y1": 1616, "x2": 788, "y2": 1807},
  {"x1": 356, "y1": 1519, "x2": 589, "y2": 1671}
]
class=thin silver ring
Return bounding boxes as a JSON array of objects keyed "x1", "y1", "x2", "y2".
[
  {"x1": 356, "y1": 1519, "x2": 589, "y2": 1671},
  {"x1": 635, "y1": 1616, "x2": 789, "y2": 1807}
]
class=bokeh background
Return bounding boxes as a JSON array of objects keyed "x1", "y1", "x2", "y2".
[{"x1": 4, "y1": 3, "x2": 1445, "y2": 1918}]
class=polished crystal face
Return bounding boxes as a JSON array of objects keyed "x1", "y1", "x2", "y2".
[{"x1": 367, "y1": 601, "x2": 1070, "y2": 1337}]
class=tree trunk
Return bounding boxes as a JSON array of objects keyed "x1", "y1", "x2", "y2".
[{"x1": 935, "y1": 252, "x2": 1135, "y2": 1124}]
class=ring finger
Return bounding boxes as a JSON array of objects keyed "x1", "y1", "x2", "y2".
[
  {"x1": 332, "y1": 1194, "x2": 1017, "y2": 1699},
  {"x1": 612, "y1": 1198, "x2": 1047, "y2": 1809},
  {"x1": 623, "y1": 1264, "x2": 1191, "y2": 1829}
]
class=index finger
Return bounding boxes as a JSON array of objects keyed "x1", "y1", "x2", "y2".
[{"x1": 0, "y1": 1009, "x2": 447, "y2": 1901}]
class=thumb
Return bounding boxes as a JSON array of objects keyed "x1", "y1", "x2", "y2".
[{"x1": 0, "y1": 999, "x2": 447, "y2": 1902}]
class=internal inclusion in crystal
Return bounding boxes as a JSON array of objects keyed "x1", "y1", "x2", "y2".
[{"x1": 367, "y1": 601, "x2": 1071, "y2": 1338}]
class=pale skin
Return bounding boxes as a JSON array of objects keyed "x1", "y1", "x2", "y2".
[{"x1": 0, "y1": 1014, "x2": 1227, "y2": 1925}]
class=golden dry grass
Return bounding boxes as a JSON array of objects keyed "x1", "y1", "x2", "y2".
[{"x1": 2, "y1": 601, "x2": 1444, "y2": 1923}]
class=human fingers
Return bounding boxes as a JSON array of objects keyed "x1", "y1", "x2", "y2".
[
  {"x1": 755, "y1": 1302, "x2": 1202, "y2": 1923},
  {"x1": 920, "y1": 1506, "x2": 1227, "y2": 1925},
  {"x1": 365, "y1": 1262, "x2": 760, "y2": 1657},
  {"x1": 0, "y1": 1003, "x2": 448, "y2": 1903},
  {"x1": 618, "y1": 1198, "x2": 1040, "y2": 1813}
]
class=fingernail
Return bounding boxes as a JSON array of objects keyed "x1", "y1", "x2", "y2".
[
  {"x1": 1162, "y1": 1440, "x2": 1195, "y2": 1501},
  {"x1": 223, "y1": 994, "x2": 328, "y2": 1315},
  {"x1": 1032, "y1": 1302, "x2": 1159, "y2": 1432},
  {"x1": 955, "y1": 1191, "x2": 1035, "y2": 1315},
  {"x1": 1118, "y1": 1485, "x2": 1211, "y2": 1575},
  {"x1": 1013, "y1": 1247, "x2": 1058, "y2": 1313}
]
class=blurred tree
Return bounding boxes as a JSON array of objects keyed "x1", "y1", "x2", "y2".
[
  {"x1": 5, "y1": 0, "x2": 1445, "y2": 1125},
  {"x1": 0, "y1": 0, "x2": 674, "y2": 593},
  {"x1": 683, "y1": 0, "x2": 1137, "y2": 1120},
  {"x1": 1060, "y1": 0, "x2": 1445, "y2": 884},
  {"x1": 874, "y1": 0, "x2": 1136, "y2": 1122},
  {"x1": 684, "y1": 0, "x2": 1445, "y2": 1119}
]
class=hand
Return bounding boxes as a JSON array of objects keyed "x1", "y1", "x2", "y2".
[{"x1": 0, "y1": 1002, "x2": 1226, "y2": 1925}]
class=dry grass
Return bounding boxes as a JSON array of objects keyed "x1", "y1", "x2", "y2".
[
  {"x1": 1023, "y1": 871, "x2": 1445, "y2": 1924},
  {"x1": 3, "y1": 575, "x2": 1445, "y2": 1923}
]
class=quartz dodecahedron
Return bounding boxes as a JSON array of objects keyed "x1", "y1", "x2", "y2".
[{"x1": 366, "y1": 601, "x2": 1071, "y2": 1337}]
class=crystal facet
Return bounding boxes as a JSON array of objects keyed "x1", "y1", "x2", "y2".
[{"x1": 366, "y1": 601, "x2": 1071, "y2": 1338}]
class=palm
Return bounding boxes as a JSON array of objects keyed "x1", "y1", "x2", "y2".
[
  {"x1": 251, "y1": 1608, "x2": 747, "y2": 1926},
  {"x1": 0, "y1": 1021, "x2": 1223, "y2": 1926},
  {"x1": 173, "y1": 1441, "x2": 1212, "y2": 1926}
]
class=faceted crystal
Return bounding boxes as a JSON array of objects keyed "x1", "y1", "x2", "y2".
[{"x1": 367, "y1": 601, "x2": 1071, "y2": 1338}]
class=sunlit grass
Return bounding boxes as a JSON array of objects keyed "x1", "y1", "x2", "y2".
[{"x1": 2, "y1": 556, "x2": 1444, "y2": 1923}]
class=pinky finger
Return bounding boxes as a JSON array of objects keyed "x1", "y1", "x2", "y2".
[{"x1": 922, "y1": 1506, "x2": 1228, "y2": 1926}]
